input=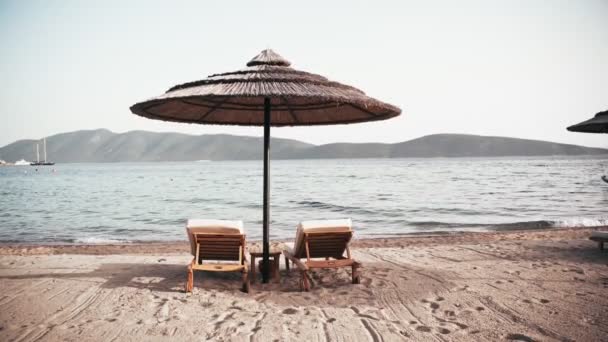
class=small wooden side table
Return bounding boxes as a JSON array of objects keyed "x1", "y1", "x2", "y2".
[{"x1": 248, "y1": 243, "x2": 290, "y2": 283}]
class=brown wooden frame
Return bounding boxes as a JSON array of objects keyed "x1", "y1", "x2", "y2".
[
  {"x1": 283, "y1": 231, "x2": 361, "y2": 291},
  {"x1": 590, "y1": 236, "x2": 607, "y2": 251},
  {"x1": 185, "y1": 233, "x2": 249, "y2": 293}
]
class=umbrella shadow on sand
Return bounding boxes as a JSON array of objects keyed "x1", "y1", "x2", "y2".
[{"x1": 1, "y1": 263, "x2": 194, "y2": 293}]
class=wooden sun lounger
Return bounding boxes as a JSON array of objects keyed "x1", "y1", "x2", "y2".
[
  {"x1": 284, "y1": 228, "x2": 361, "y2": 291},
  {"x1": 186, "y1": 232, "x2": 249, "y2": 293}
]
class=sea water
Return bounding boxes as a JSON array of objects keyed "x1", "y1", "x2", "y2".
[{"x1": 1, "y1": 157, "x2": 607, "y2": 243}]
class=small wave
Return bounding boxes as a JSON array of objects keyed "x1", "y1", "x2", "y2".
[
  {"x1": 74, "y1": 237, "x2": 131, "y2": 244},
  {"x1": 489, "y1": 221, "x2": 554, "y2": 230},
  {"x1": 294, "y1": 200, "x2": 377, "y2": 215},
  {"x1": 296, "y1": 200, "x2": 349, "y2": 211},
  {"x1": 409, "y1": 218, "x2": 608, "y2": 231},
  {"x1": 552, "y1": 217, "x2": 608, "y2": 228},
  {"x1": 135, "y1": 218, "x2": 183, "y2": 225},
  {"x1": 409, "y1": 221, "x2": 486, "y2": 229}
]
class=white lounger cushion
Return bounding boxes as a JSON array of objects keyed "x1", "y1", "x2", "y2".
[
  {"x1": 298, "y1": 219, "x2": 352, "y2": 230},
  {"x1": 291, "y1": 219, "x2": 353, "y2": 257},
  {"x1": 186, "y1": 219, "x2": 244, "y2": 256},
  {"x1": 591, "y1": 231, "x2": 608, "y2": 239}
]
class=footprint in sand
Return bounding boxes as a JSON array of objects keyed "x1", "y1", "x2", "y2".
[
  {"x1": 282, "y1": 308, "x2": 298, "y2": 315},
  {"x1": 454, "y1": 322, "x2": 469, "y2": 329},
  {"x1": 475, "y1": 306, "x2": 485, "y2": 311},
  {"x1": 539, "y1": 299, "x2": 550, "y2": 304},
  {"x1": 415, "y1": 326, "x2": 432, "y2": 332},
  {"x1": 453, "y1": 285, "x2": 469, "y2": 291},
  {"x1": 437, "y1": 327, "x2": 451, "y2": 334},
  {"x1": 361, "y1": 277, "x2": 373, "y2": 287},
  {"x1": 505, "y1": 333, "x2": 535, "y2": 341}
]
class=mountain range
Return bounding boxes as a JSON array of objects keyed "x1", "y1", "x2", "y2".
[{"x1": 0, "y1": 129, "x2": 606, "y2": 163}]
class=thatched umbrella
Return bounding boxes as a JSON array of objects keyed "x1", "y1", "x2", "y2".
[
  {"x1": 567, "y1": 110, "x2": 608, "y2": 134},
  {"x1": 130, "y1": 49, "x2": 401, "y2": 283},
  {"x1": 567, "y1": 109, "x2": 608, "y2": 183}
]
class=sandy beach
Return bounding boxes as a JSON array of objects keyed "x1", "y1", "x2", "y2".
[{"x1": 0, "y1": 228, "x2": 607, "y2": 341}]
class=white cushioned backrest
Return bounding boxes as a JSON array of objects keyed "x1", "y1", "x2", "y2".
[
  {"x1": 293, "y1": 219, "x2": 352, "y2": 257},
  {"x1": 186, "y1": 219, "x2": 244, "y2": 256}
]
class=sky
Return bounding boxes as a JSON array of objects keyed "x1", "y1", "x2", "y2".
[{"x1": 1, "y1": 0, "x2": 607, "y2": 148}]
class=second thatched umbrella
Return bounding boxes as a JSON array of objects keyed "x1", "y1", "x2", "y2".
[
  {"x1": 567, "y1": 109, "x2": 608, "y2": 183},
  {"x1": 130, "y1": 49, "x2": 401, "y2": 283},
  {"x1": 567, "y1": 110, "x2": 608, "y2": 134}
]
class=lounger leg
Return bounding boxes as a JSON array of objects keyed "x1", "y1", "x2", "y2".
[
  {"x1": 242, "y1": 269, "x2": 250, "y2": 293},
  {"x1": 300, "y1": 271, "x2": 310, "y2": 292},
  {"x1": 285, "y1": 254, "x2": 290, "y2": 271},
  {"x1": 352, "y1": 263, "x2": 361, "y2": 284},
  {"x1": 272, "y1": 255, "x2": 280, "y2": 283},
  {"x1": 250, "y1": 256, "x2": 256, "y2": 283},
  {"x1": 186, "y1": 263, "x2": 194, "y2": 293}
]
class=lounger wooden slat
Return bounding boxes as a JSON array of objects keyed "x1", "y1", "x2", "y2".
[
  {"x1": 305, "y1": 259, "x2": 355, "y2": 268},
  {"x1": 198, "y1": 256, "x2": 241, "y2": 261}
]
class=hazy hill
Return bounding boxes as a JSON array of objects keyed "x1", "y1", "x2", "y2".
[
  {"x1": 387, "y1": 134, "x2": 607, "y2": 158},
  {"x1": 0, "y1": 129, "x2": 313, "y2": 163},
  {"x1": 0, "y1": 129, "x2": 606, "y2": 163}
]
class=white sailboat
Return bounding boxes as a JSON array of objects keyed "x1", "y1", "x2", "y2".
[{"x1": 30, "y1": 138, "x2": 54, "y2": 166}]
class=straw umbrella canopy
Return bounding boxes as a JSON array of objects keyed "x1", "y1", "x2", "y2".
[
  {"x1": 130, "y1": 49, "x2": 401, "y2": 283},
  {"x1": 567, "y1": 110, "x2": 608, "y2": 184},
  {"x1": 567, "y1": 110, "x2": 608, "y2": 133}
]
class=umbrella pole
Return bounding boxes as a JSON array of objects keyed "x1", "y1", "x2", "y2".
[{"x1": 262, "y1": 97, "x2": 271, "y2": 283}]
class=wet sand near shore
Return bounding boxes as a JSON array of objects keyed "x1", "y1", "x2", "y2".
[{"x1": 0, "y1": 228, "x2": 607, "y2": 341}]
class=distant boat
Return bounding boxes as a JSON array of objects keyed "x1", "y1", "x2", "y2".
[
  {"x1": 30, "y1": 138, "x2": 55, "y2": 166},
  {"x1": 14, "y1": 159, "x2": 30, "y2": 166}
]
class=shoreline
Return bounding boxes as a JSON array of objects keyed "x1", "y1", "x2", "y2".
[{"x1": 0, "y1": 226, "x2": 605, "y2": 255}]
